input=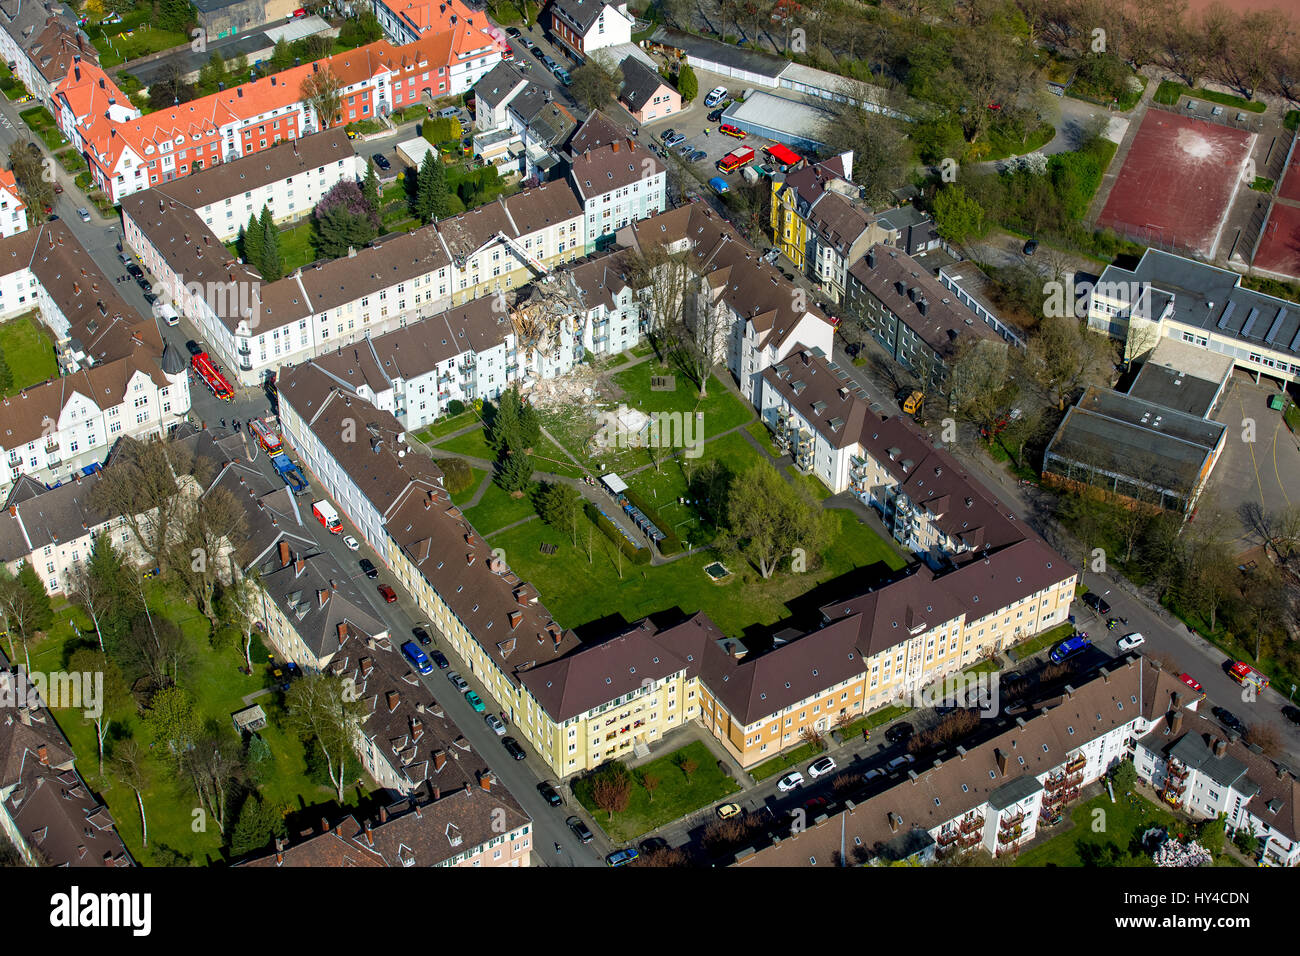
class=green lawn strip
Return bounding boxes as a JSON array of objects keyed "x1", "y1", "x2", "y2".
[
  {"x1": 1015, "y1": 790, "x2": 1240, "y2": 867},
  {"x1": 19, "y1": 106, "x2": 54, "y2": 131},
  {"x1": 0, "y1": 314, "x2": 58, "y2": 395},
  {"x1": 573, "y1": 741, "x2": 740, "y2": 842},
  {"x1": 788, "y1": 469, "x2": 833, "y2": 502},
  {"x1": 527, "y1": 434, "x2": 583, "y2": 478},
  {"x1": 983, "y1": 122, "x2": 1056, "y2": 162},
  {"x1": 1010, "y1": 621, "x2": 1076, "y2": 659},
  {"x1": 28, "y1": 589, "x2": 366, "y2": 865},
  {"x1": 416, "y1": 409, "x2": 482, "y2": 441},
  {"x1": 464, "y1": 480, "x2": 539, "y2": 535},
  {"x1": 432, "y1": 424, "x2": 495, "y2": 461},
  {"x1": 745, "y1": 420, "x2": 782, "y2": 457},
  {"x1": 490, "y1": 502, "x2": 904, "y2": 636},
  {"x1": 748, "y1": 740, "x2": 824, "y2": 782},
  {"x1": 835, "y1": 704, "x2": 911, "y2": 743},
  {"x1": 610, "y1": 366, "x2": 754, "y2": 440},
  {"x1": 57, "y1": 150, "x2": 88, "y2": 174},
  {"x1": 1153, "y1": 80, "x2": 1265, "y2": 112},
  {"x1": 443, "y1": 465, "x2": 488, "y2": 506}
]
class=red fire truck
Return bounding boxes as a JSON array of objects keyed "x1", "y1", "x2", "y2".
[
  {"x1": 249, "y1": 417, "x2": 282, "y2": 454},
  {"x1": 192, "y1": 351, "x2": 234, "y2": 402}
]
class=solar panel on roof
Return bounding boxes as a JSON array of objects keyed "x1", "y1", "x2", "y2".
[
  {"x1": 1217, "y1": 301, "x2": 1235, "y2": 329},
  {"x1": 1240, "y1": 307, "x2": 1259, "y2": 338},
  {"x1": 1265, "y1": 308, "x2": 1289, "y2": 345}
]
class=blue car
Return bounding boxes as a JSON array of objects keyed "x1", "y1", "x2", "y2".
[
  {"x1": 402, "y1": 641, "x2": 433, "y2": 675},
  {"x1": 465, "y1": 690, "x2": 486, "y2": 712},
  {"x1": 605, "y1": 847, "x2": 639, "y2": 867},
  {"x1": 708, "y1": 176, "x2": 730, "y2": 194},
  {"x1": 1050, "y1": 635, "x2": 1091, "y2": 664}
]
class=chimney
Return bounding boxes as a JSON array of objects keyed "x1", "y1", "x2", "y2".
[
  {"x1": 295, "y1": 557, "x2": 305, "y2": 576},
  {"x1": 479, "y1": 771, "x2": 492, "y2": 792},
  {"x1": 1063, "y1": 684, "x2": 1075, "y2": 698},
  {"x1": 36, "y1": 745, "x2": 49, "y2": 766},
  {"x1": 612, "y1": 140, "x2": 620, "y2": 153},
  {"x1": 386, "y1": 691, "x2": 400, "y2": 712},
  {"x1": 508, "y1": 610, "x2": 523, "y2": 629},
  {"x1": 433, "y1": 750, "x2": 447, "y2": 771},
  {"x1": 866, "y1": 249, "x2": 875, "y2": 268},
  {"x1": 320, "y1": 818, "x2": 330, "y2": 833},
  {"x1": 363, "y1": 820, "x2": 373, "y2": 846},
  {"x1": 1170, "y1": 691, "x2": 1183, "y2": 710},
  {"x1": 887, "y1": 811, "x2": 900, "y2": 832},
  {"x1": 1168, "y1": 711, "x2": 1183, "y2": 736},
  {"x1": 994, "y1": 748, "x2": 1008, "y2": 777},
  {"x1": 378, "y1": 805, "x2": 388, "y2": 824},
  {"x1": 917, "y1": 298, "x2": 928, "y2": 316},
  {"x1": 431, "y1": 786, "x2": 441, "y2": 801},
  {"x1": 279, "y1": 540, "x2": 291, "y2": 567},
  {"x1": 317, "y1": 588, "x2": 330, "y2": 608},
  {"x1": 1213, "y1": 738, "x2": 1227, "y2": 757},
  {"x1": 337, "y1": 622, "x2": 348, "y2": 643}
]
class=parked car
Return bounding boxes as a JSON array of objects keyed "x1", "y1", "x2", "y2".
[
  {"x1": 143, "y1": 292, "x2": 158, "y2": 305},
  {"x1": 803, "y1": 796, "x2": 829, "y2": 812},
  {"x1": 412, "y1": 624, "x2": 431, "y2": 645},
  {"x1": 430, "y1": 650, "x2": 449, "y2": 669},
  {"x1": 687, "y1": 148, "x2": 707, "y2": 163},
  {"x1": 372, "y1": 152, "x2": 391, "y2": 171},
  {"x1": 808, "y1": 756, "x2": 837, "y2": 778},
  {"x1": 485, "y1": 713, "x2": 506, "y2": 734},
  {"x1": 605, "y1": 846, "x2": 639, "y2": 867},
  {"x1": 776, "y1": 771, "x2": 804, "y2": 792},
  {"x1": 662, "y1": 130, "x2": 685, "y2": 148},
  {"x1": 567, "y1": 816, "x2": 594, "y2": 843},
  {"x1": 342, "y1": 535, "x2": 360, "y2": 551},
  {"x1": 884, "y1": 722, "x2": 914, "y2": 744},
  {"x1": 437, "y1": 106, "x2": 460, "y2": 118},
  {"x1": 704, "y1": 86, "x2": 728, "y2": 107},
  {"x1": 1282, "y1": 705, "x2": 1300, "y2": 726},
  {"x1": 135, "y1": 276, "x2": 152, "y2": 293},
  {"x1": 1212, "y1": 706, "x2": 1247, "y2": 736},
  {"x1": 1023, "y1": 238, "x2": 1039, "y2": 255},
  {"x1": 552, "y1": 67, "x2": 571, "y2": 85},
  {"x1": 677, "y1": 140, "x2": 695, "y2": 155},
  {"x1": 447, "y1": 671, "x2": 469, "y2": 691},
  {"x1": 377, "y1": 583, "x2": 397, "y2": 603},
  {"x1": 1179, "y1": 673, "x2": 1203, "y2": 694},
  {"x1": 126, "y1": 263, "x2": 144, "y2": 279},
  {"x1": 763, "y1": 247, "x2": 780, "y2": 264},
  {"x1": 707, "y1": 108, "x2": 724, "y2": 122},
  {"x1": 359, "y1": 558, "x2": 378, "y2": 578},
  {"x1": 887, "y1": 754, "x2": 917, "y2": 771},
  {"x1": 465, "y1": 690, "x2": 486, "y2": 712},
  {"x1": 400, "y1": 641, "x2": 432, "y2": 675},
  {"x1": 718, "y1": 123, "x2": 745, "y2": 138},
  {"x1": 1080, "y1": 592, "x2": 1111, "y2": 615},
  {"x1": 52, "y1": 182, "x2": 62, "y2": 194},
  {"x1": 502, "y1": 736, "x2": 526, "y2": 760},
  {"x1": 505, "y1": 26, "x2": 521, "y2": 37},
  {"x1": 185, "y1": 340, "x2": 203, "y2": 356},
  {"x1": 640, "y1": 836, "x2": 669, "y2": 854},
  {"x1": 1117, "y1": 632, "x2": 1145, "y2": 652},
  {"x1": 77, "y1": 207, "x2": 91, "y2": 222},
  {"x1": 538, "y1": 781, "x2": 563, "y2": 806},
  {"x1": 716, "y1": 803, "x2": 742, "y2": 820},
  {"x1": 862, "y1": 768, "x2": 886, "y2": 782}
]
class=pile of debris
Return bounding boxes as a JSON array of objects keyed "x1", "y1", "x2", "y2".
[{"x1": 1152, "y1": 838, "x2": 1212, "y2": 868}]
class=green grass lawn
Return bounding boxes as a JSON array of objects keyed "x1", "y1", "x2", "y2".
[
  {"x1": 89, "y1": 16, "x2": 190, "y2": 69},
  {"x1": 836, "y1": 704, "x2": 911, "y2": 743},
  {"x1": 528, "y1": 434, "x2": 583, "y2": 478},
  {"x1": 1016, "y1": 790, "x2": 1243, "y2": 867},
  {"x1": 745, "y1": 420, "x2": 782, "y2": 457},
  {"x1": 19, "y1": 106, "x2": 55, "y2": 131},
  {"x1": 24, "y1": 587, "x2": 372, "y2": 866},
  {"x1": 1009, "y1": 621, "x2": 1075, "y2": 660},
  {"x1": 749, "y1": 740, "x2": 823, "y2": 781},
  {"x1": 0, "y1": 314, "x2": 57, "y2": 395},
  {"x1": 983, "y1": 122, "x2": 1056, "y2": 161},
  {"x1": 490, "y1": 499, "x2": 905, "y2": 637},
  {"x1": 416, "y1": 409, "x2": 482, "y2": 441},
  {"x1": 464, "y1": 480, "x2": 539, "y2": 535},
  {"x1": 572, "y1": 741, "x2": 739, "y2": 842},
  {"x1": 57, "y1": 149, "x2": 88, "y2": 174},
  {"x1": 1153, "y1": 80, "x2": 1266, "y2": 113},
  {"x1": 228, "y1": 219, "x2": 317, "y2": 272},
  {"x1": 432, "y1": 424, "x2": 495, "y2": 461},
  {"x1": 443, "y1": 465, "x2": 488, "y2": 506}
]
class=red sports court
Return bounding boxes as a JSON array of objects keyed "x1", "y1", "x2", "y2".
[
  {"x1": 1277, "y1": 146, "x2": 1300, "y2": 204},
  {"x1": 1253, "y1": 202, "x2": 1300, "y2": 281},
  {"x1": 1097, "y1": 111, "x2": 1254, "y2": 259}
]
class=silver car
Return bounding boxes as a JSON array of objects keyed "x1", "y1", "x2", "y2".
[
  {"x1": 485, "y1": 713, "x2": 506, "y2": 735},
  {"x1": 447, "y1": 671, "x2": 469, "y2": 692}
]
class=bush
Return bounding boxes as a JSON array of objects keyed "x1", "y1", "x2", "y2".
[
  {"x1": 446, "y1": 398, "x2": 466, "y2": 416},
  {"x1": 584, "y1": 502, "x2": 652, "y2": 565},
  {"x1": 436, "y1": 457, "x2": 476, "y2": 496}
]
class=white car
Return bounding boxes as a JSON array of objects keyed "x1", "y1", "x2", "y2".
[
  {"x1": 1117, "y1": 632, "x2": 1145, "y2": 652},
  {"x1": 485, "y1": 713, "x2": 506, "y2": 735},
  {"x1": 342, "y1": 535, "x2": 360, "y2": 551},
  {"x1": 807, "y1": 756, "x2": 837, "y2": 778},
  {"x1": 776, "y1": 771, "x2": 804, "y2": 792},
  {"x1": 704, "y1": 86, "x2": 728, "y2": 107}
]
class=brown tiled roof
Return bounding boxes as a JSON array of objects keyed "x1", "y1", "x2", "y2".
[
  {"x1": 567, "y1": 108, "x2": 628, "y2": 156},
  {"x1": 569, "y1": 138, "x2": 662, "y2": 201},
  {"x1": 366, "y1": 782, "x2": 531, "y2": 865},
  {"x1": 762, "y1": 345, "x2": 870, "y2": 450},
  {"x1": 237, "y1": 815, "x2": 386, "y2": 867}
]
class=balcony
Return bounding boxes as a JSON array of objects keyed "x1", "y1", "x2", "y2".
[
  {"x1": 997, "y1": 824, "x2": 1024, "y2": 845},
  {"x1": 958, "y1": 814, "x2": 985, "y2": 834},
  {"x1": 1000, "y1": 811, "x2": 1026, "y2": 830},
  {"x1": 937, "y1": 828, "x2": 959, "y2": 848},
  {"x1": 1065, "y1": 754, "x2": 1086, "y2": 774},
  {"x1": 237, "y1": 344, "x2": 251, "y2": 356},
  {"x1": 437, "y1": 373, "x2": 452, "y2": 384}
]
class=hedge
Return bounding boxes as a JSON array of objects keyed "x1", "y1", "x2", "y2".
[
  {"x1": 583, "y1": 502, "x2": 652, "y2": 565},
  {"x1": 621, "y1": 488, "x2": 682, "y2": 556},
  {"x1": 436, "y1": 457, "x2": 476, "y2": 497}
]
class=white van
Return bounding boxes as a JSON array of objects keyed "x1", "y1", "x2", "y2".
[{"x1": 157, "y1": 302, "x2": 179, "y2": 327}]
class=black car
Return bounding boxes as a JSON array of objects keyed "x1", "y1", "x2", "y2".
[
  {"x1": 885, "y1": 722, "x2": 914, "y2": 744},
  {"x1": 1023, "y1": 238, "x2": 1039, "y2": 255},
  {"x1": 502, "y1": 736, "x2": 526, "y2": 760},
  {"x1": 359, "y1": 558, "x2": 378, "y2": 579},
  {"x1": 143, "y1": 292, "x2": 158, "y2": 305},
  {"x1": 1282, "y1": 705, "x2": 1300, "y2": 726},
  {"x1": 707, "y1": 108, "x2": 724, "y2": 122},
  {"x1": 430, "y1": 650, "x2": 449, "y2": 669},
  {"x1": 639, "y1": 836, "x2": 669, "y2": 854},
  {"x1": 505, "y1": 26, "x2": 521, "y2": 37},
  {"x1": 412, "y1": 625, "x2": 431, "y2": 645},
  {"x1": 135, "y1": 276, "x2": 152, "y2": 293},
  {"x1": 126, "y1": 263, "x2": 144, "y2": 279},
  {"x1": 1080, "y1": 592, "x2": 1111, "y2": 615},
  {"x1": 185, "y1": 340, "x2": 203, "y2": 356},
  {"x1": 567, "y1": 815, "x2": 594, "y2": 843},
  {"x1": 844, "y1": 342, "x2": 861, "y2": 358},
  {"x1": 1212, "y1": 706, "x2": 1247, "y2": 736},
  {"x1": 537, "y1": 781, "x2": 562, "y2": 806},
  {"x1": 372, "y1": 152, "x2": 391, "y2": 171}
]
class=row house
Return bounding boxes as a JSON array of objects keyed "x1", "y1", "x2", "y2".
[
  {"x1": 0, "y1": 0, "x2": 94, "y2": 105},
  {"x1": 0, "y1": 168, "x2": 27, "y2": 238},
  {"x1": 734, "y1": 657, "x2": 1194, "y2": 866},
  {"x1": 546, "y1": 0, "x2": 633, "y2": 60},
  {"x1": 568, "y1": 134, "x2": 665, "y2": 252},
  {"x1": 1136, "y1": 708, "x2": 1300, "y2": 866}
]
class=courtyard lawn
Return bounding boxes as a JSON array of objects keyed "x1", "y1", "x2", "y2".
[
  {"x1": 488, "y1": 500, "x2": 905, "y2": 637},
  {"x1": 527, "y1": 434, "x2": 584, "y2": 479},
  {"x1": 0, "y1": 315, "x2": 57, "y2": 395},
  {"x1": 1016, "y1": 790, "x2": 1243, "y2": 867},
  {"x1": 572, "y1": 741, "x2": 739, "y2": 842},
  {"x1": 745, "y1": 420, "x2": 782, "y2": 458},
  {"x1": 227, "y1": 220, "x2": 317, "y2": 272},
  {"x1": 748, "y1": 741, "x2": 823, "y2": 782},
  {"x1": 789, "y1": 469, "x2": 833, "y2": 502},
  {"x1": 432, "y1": 425, "x2": 495, "y2": 462},
  {"x1": 89, "y1": 15, "x2": 190, "y2": 70},
  {"x1": 416, "y1": 409, "x2": 482, "y2": 442},
  {"x1": 1010, "y1": 621, "x2": 1075, "y2": 660},
  {"x1": 836, "y1": 704, "x2": 912, "y2": 743},
  {"x1": 442, "y1": 464, "x2": 488, "y2": 506},
  {"x1": 23, "y1": 587, "x2": 372, "y2": 866},
  {"x1": 464, "y1": 480, "x2": 539, "y2": 536},
  {"x1": 611, "y1": 363, "x2": 754, "y2": 440}
]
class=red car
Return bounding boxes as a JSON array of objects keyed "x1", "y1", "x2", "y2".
[
  {"x1": 1179, "y1": 673, "x2": 1204, "y2": 696},
  {"x1": 377, "y1": 584, "x2": 397, "y2": 603},
  {"x1": 718, "y1": 124, "x2": 746, "y2": 138}
]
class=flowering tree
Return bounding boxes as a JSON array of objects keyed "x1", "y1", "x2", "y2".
[{"x1": 313, "y1": 179, "x2": 380, "y2": 258}]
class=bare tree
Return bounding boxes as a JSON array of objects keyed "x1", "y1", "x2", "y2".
[
  {"x1": 88, "y1": 437, "x2": 205, "y2": 569},
  {"x1": 110, "y1": 739, "x2": 150, "y2": 848},
  {"x1": 67, "y1": 647, "x2": 131, "y2": 777},
  {"x1": 0, "y1": 578, "x2": 42, "y2": 673},
  {"x1": 119, "y1": 612, "x2": 192, "y2": 691},
  {"x1": 167, "y1": 486, "x2": 246, "y2": 633},
  {"x1": 591, "y1": 771, "x2": 632, "y2": 819},
  {"x1": 301, "y1": 65, "x2": 343, "y2": 131},
  {"x1": 283, "y1": 673, "x2": 363, "y2": 802},
  {"x1": 220, "y1": 569, "x2": 263, "y2": 674},
  {"x1": 1027, "y1": 316, "x2": 1111, "y2": 409},
  {"x1": 627, "y1": 246, "x2": 693, "y2": 365},
  {"x1": 182, "y1": 728, "x2": 244, "y2": 835}
]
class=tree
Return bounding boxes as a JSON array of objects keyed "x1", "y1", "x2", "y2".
[
  {"x1": 725, "y1": 460, "x2": 831, "y2": 579},
  {"x1": 241, "y1": 211, "x2": 263, "y2": 269},
  {"x1": 156, "y1": 0, "x2": 196, "y2": 32},
  {"x1": 301, "y1": 65, "x2": 342, "y2": 131},
  {"x1": 486, "y1": 386, "x2": 523, "y2": 453},
  {"x1": 182, "y1": 726, "x2": 244, "y2": 835},
  {"x1": 0, "y1": 570, "x2": 46, "y2": 673},
  {"x1": 933, "y1": 185, "x2": 987, "y2": 245},
  {"x1": 676, "y1": 754, "x2": 699, "y2": 781},
  {"x1": 1027, "y1": 315, "x2": 1111, "y2": 410},
  {"x1": 627, "y1": 246, "x2": 694, "y2": 364},
  {"x1": 495, "y1": 447, "x2": 533, "y2": 493},
  {"x1": 570, "y1": 55, "x2": 620, "y2": 112},
  {"x1": 590, "y1": 765, "x2": 632, "y2": 819},
  {"x1": 258, "y1": 205, "x2": 282, "y2": 281},
  {"x1": 229, "y1": 793, "x2": 286, "y2": 857},
  {"x1": 948, "y1": 338, "x2": 1009, "y2": 428},
  {"x1": 75, "y1": 533, "x2": 142, "y2": 655},
  {"x1": 818, "y1": 85, "x2": 910, "y2": 204},
  {"x1": 8, "y1": 140, "x2": 53, "y2": 226},
  {"x1": 415, "y1": 151, "x2": 441, "y2": 224},
  {"x1": 120, "y1": 612, "x2": 192, "y2": 692},
  {"x1": 147, "y1": 62, "x2": 194, "y2": 111},
  {"x1": 167, "y1": 486, "x2": 246, "y2": 634},
  {"x1": 1243, "y1": 722, "x2": 1280, "y2": 757},
  {"x1": 68, "y1": 647, "x2": 131, "y2": 777},
  {"x1": 641, "y1": 771, "x2": 661, "y2": 804},
  {"x1": 313, "y1": 179, "x2": 380, "y2": 257},
  {"x1": 676, "y1": 61, "x2": 698, "y2": 102},
  {"x1": 145, "y1": 685, "x2": 202, "y2": 759},
  {"x1": 362, "y1": 162, "x2": 380, "y2": 217},
  {"x1": 110, "y1": 739, "x2": 150, "y2": 848},
  {"x1": 536, "y1": 482, "x2": 582, "y2": 544},
  {"x1": 217, "y1": 570, "x2": 263, "y2": 674},
  {"x1": 283, "y1": 674, "x2": 363, "y2": 802},
  {"x1": 15, "y1": 562, "x2": 52, "y2": 632},
  {"x1": 269, "y1": 38, "x2": 294, "y2": 73}
]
